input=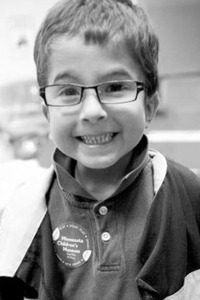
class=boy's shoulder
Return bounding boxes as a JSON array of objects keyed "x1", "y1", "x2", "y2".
[
  {"x1": 165, "y1": 157, "x2": 200, "y2": 214},
  {"x1": 166, "y1": 157, "x2": 200, "y2": 186},
  {"x1": 150, "y1": 148, "x2": 200, "y2": 184},
  {"x1": 149, "y1": 149, "x2": 200, "y2": 196}
]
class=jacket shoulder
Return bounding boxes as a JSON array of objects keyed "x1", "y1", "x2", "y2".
[
  {"x1": 166, "y1": 158, "x2": 200, "y2": 188},
  {"x1": 0, "y1": 160, "x2": 54, "y2": 277},
  {"x1": 166, "y1": 158, "x2": 200, "y2": 222},
  {"x1": 0, "y1": 160, "x2": 54, "y2": 218}
]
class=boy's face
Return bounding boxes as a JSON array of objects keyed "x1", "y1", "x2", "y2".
[{"x1": 43, "y1": 36, "x2": 158, "y2": 170}]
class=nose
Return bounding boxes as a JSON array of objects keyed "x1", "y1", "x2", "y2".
[{"x1": 79, "y1": 89, "x2": 108, "y2": 124}]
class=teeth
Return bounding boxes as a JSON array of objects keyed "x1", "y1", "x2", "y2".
[{"x1": 81, "y1": 133, "x2": 114, "y2": 145}]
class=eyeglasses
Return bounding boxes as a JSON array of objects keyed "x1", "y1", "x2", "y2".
[{"x1": 40, "y1": 80, "x2": 145, "y2": 107}]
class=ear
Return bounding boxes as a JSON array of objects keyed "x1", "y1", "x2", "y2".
[
  {"x1": 41, "y1": 97, "x2": 49, "y2": 121},
  {"x1": 144, "y1": 91, "x2": 159, "y2": 124}
]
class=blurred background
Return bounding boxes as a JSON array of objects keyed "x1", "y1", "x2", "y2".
[{"x1": 0, "y1": 0, "x2": 200, "y2": 171}]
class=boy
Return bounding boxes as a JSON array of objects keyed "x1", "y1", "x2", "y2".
[{"x1": 1, "y1": 0, "x2": 200, "y2": 299}]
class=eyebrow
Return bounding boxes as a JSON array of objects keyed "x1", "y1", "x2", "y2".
[
  {"x1": 53, "y1": 68, "x2": 133, "y2": 84},
  {"x1": 53, "y1": 71, "x2": 78, "y2": 83},
  {"x1": 100, "y1": 69, "x2": 133, "y2": 82}
]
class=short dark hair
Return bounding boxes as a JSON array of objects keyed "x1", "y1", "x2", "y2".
[{"x1": 34, "y1": 0, "x2": 159, "y2": 96}]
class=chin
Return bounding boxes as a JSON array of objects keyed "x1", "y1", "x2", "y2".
[{"x1": 79, "y1": 156, "x2": 118, "y2": 170}]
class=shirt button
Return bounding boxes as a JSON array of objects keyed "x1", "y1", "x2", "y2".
[
  {"x1": 99, "y1": 206, "x2": 108, "y2": 216},
  {"x1": 101, "y1": 232, "x2": 111, "y2": 242}
]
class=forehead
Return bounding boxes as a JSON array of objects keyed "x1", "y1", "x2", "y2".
[{"x1": 48, "y1": 35, "x2": 144, "y2": 84}]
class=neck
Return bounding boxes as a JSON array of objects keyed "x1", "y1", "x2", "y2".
[{"x1": 75, "y1": 152, "x2": 133, "y2": 200}]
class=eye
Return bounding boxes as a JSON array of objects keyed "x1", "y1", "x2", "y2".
[
  {"x1": 58, "y1": 85, "x2": 80, "y2": 97},
  {"x1": 103, "y1": 82, "x2": 131, "y2": 94}
]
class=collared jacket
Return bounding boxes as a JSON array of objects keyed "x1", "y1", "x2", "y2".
[{"x1": 1, "y1": 151, "x2": 200, "y2": 300}]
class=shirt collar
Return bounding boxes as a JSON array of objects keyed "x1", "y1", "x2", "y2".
[{"x1": 53, "y1": 135, "x2": 149, "y2": 201}]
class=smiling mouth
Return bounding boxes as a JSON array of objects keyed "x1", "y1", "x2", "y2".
[{"x1": 79, "y1": 133, "x2": 116, "y2": 145}]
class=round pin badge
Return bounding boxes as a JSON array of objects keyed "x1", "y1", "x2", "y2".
[{"x1": 52, "y1": 222, "x2": 92, "y2": 268}]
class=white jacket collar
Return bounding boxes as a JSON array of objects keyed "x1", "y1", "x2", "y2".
[{"x1": 149, "y1": 149, "x2": 168, "y2": 195}]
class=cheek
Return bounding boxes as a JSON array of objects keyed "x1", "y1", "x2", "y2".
[
  {"x1": 48, "y1": 112, "x2": 71, "y2": 141},
  {"x1": 120, "y1": 105, "x2": 146, "y2": 133},
  {"x1": 125, "y1": 117, "x2": 146, "y2": 141}
]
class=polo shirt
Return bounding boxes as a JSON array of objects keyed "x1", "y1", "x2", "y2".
[{"x1": 15, "y1": 136, "x2": 154, "y2": 299}]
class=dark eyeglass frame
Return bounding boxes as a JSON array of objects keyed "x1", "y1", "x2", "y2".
[{"x1": 39, "y1": 80, "x2": 145, "y2": 107}]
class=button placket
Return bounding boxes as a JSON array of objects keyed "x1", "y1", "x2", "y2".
[
  {"x1": 92, "y1": 203, "x2": 122, "y2": 270},
  {"x1": 97, "y1": 205, "x2": 111, "y2": 243}
]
